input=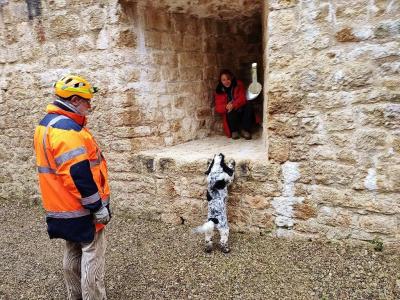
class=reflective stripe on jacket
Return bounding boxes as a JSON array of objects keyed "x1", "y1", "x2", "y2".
[{"x1": 34, "y1": 102, "x2": 110, "y2": 243}]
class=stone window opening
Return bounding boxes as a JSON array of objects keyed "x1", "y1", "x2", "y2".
[{"x1": 118, "y1": 1, "x2": 267, "y2": 162}]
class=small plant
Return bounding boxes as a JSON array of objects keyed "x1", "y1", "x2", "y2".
[{"x1": 369, "y1": 237, "x2": 384, "y2": 252}]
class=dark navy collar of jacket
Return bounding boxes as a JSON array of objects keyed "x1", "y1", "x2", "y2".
[{"x1": 46, "y1": 101, "x2": 87, "y2": 127}]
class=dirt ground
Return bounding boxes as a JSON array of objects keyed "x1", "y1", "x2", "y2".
[{"x1": 0, "y1": 201, "x2": 399, "y2": 300}]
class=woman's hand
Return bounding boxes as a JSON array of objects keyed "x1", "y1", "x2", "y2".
[{"x1": 226, "y1": 102, "x2": 233, "y2": 112}]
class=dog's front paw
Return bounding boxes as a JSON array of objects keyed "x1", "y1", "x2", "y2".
[{"x1": 228, "y1": 159, "x2": 236, "y2": 170}]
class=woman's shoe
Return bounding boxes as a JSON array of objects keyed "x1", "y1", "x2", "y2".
[
  {"x1": 242, "y1": 130, "x2": 252, "y2": 140},
  {"x1": 231, "y1": 132, "x2": 240, "y2": 140}
]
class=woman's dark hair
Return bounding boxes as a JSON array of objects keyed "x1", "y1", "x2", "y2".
[{"x1": 216, "y1": 69, "x2": 237, "y2": 94}]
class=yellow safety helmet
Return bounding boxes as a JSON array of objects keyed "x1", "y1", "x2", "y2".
[{"x1": 54, "y1": 75, "x2": 98, "y2": 100}]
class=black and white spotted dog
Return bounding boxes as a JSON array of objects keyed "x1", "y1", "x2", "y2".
[{"x1": 192, "y1": 153, "x2": 235, "y2": 253}]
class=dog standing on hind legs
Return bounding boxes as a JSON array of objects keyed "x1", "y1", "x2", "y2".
[{"x1": 192, "y1": 153, "x2": 235, "y2": 253}]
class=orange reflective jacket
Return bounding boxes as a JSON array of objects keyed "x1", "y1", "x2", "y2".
[{"x1": 34, "y1": 101, "x2": 110, "y2": 242}]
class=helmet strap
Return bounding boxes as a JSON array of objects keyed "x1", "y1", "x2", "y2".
[{"x1": 55, "y1": 99, "x2": 82, "y2": 115}]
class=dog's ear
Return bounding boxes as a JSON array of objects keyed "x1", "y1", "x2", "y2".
[
  {"x1": 221, "y1": 157, "x2": 234, "y2": 177},
  {"x1": 205, "y1": 158, "x2": 214, "y2": 175}
]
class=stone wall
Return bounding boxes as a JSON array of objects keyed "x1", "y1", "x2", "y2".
[
  {"x1": 0, "y1": 0, "x2": 260, "y2": 202},
  {"x1": 267, "y1": 0, "x2": 399, "y2": 242},
  {"x1": 0, "y1": 0, "x2": 399, "y2": 245}
]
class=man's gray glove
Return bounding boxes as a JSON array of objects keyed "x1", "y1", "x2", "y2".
[{"x1": 94, "y1": 206, "x2": 110, "y2": 225}]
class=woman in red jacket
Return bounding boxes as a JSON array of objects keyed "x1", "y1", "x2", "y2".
[{"x1": 214, "y1": 69, "x2": 255, "y2": 139}]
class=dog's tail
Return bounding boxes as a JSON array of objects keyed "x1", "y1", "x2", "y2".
[{"x1": 191, "y1": 220, "x2": 215, "y2": 234}]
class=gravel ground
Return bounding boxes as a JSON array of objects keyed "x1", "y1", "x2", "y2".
[{"x1": 0, "y1": 201, "x2": 399, "y2": 300}]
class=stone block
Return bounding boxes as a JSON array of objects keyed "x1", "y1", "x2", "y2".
[
  {"x1": 310, "y1": 145, "x2": 337, "y2": 161},
  {"x1": 162, "y1": 67, "x2": 179, "y2": 82},
  {"x1": 269, "y1": 52, "x2": 294, "y2": 69},
  {"x1": 251, "y1": 211, "x2": 275, "y2": 229},
  {"x1": 86, "y1": 7, "x2": 106, "y2": 30},
  {"x1": 351, "y1": 192, "x2": 400, "y2": 214},
  {"x1": 360, "y1": 104, "x2": 400, "y2": 130},
  {"x1": 268, "y1": 92, "x2": 304, "y2": 114},
  {"x1": 178, "y1": 53, "x2": 202, "y2": 68},
  {"x1": 152, "y1": 53, "x2": 178, "y2": 68},
  {"x1": 353, "y1": 129, "x2": 387, "y2": 151},
  {"x1": 48, "y1": 14, "x2": 81, "y2": 38},
  {"x1": 228, "y1": 206, "x2": 252, "y2": 228},
  {"x1": 393, "y1": 136, "x2": 400, "y2": 153},
  {"x1": 268, "y1": 7, "x2": 296, "y2": 34},
  {"x1": 268, "y1": 135, "x2": 290, "y2": 163},
  {"x1": 318, "y1": 206, "x2": 352, "y2": 227},
  {"x1": 1, "y1": 2, "x2": 27, "y2": 24},
  {"x1": 358, "y1": 215, "x2": 398, "y2": 235},
  {"x1": 269, "y1": 0, "x2": 298, "y2": 10},
  {"x1": 109, "y1": 140, "x2": 132, "y2": 152},
  {"x1": 243, "y1": 195, "x2": 271, "y2": 210},
  {"x1": 203, "y1": 39, "x2": 217, "y2": 53},
  {"x1": 203, "y1": 54, "x2": 217, "y2": 66},
  {"x1": 251, "y1": 163, "x2": 280, "y2": 182},
  {"x1": 156, "y1": 158, "x2": 176, "y2": 173},
  {"x1": 272, "y1": 196, "x2": 304, "y2": 228},
  {"x1": 76, "y1": 35, "x2": 96, "y2": 52},
  {"x1": 325, "y1": 110, "x2": 355, "y2": 132},
  {"x1": 115, "y1": 28, "x2": 137, "y2": 48},
  {"x1": 337, "y1": 149, "x2": 358, "y2": 164},
  {"x1": 131, "y1": 137, "x2": 164, "y2": 152},
  {"x1": 375, "y1": 19, "x2": 400, "y2": 39},
  {"x1": 314, "y1": 161, "x2": 356, "y2": 186},
  {"x1": 293, "y1": 202, "x2": 317, "y2": 220},
  {"x1": 377, "y1": 163, "x2": 400, "y2": 192},
  {"x1": 335, "y1": 27, "x2": 359, "y2": 42},
  {"x1": 145, "y1": 9, "x2": 171, "y2": 32},
  {"x1": 144, "y1": 31, "x2": 162, "y2": 49},
  {"x1": 195, "y1": 108, "x2": 211, "y2": 120},
  {"x1": 182, "y1": 35, "x2": 201, "y2": 51},
  {"x1": 155, "y1": 178, "x2": 178, "y2": 199},
  {"x1": 68, "y1": 0, "x2": 93, "y2": 5},
  {"x1": 126, "y1": 155, "x2": 152, "y2": 174},
  {"x1": 179, "y1": 67, "x2": 203, "y2": 81},
  {"x1": 261, "y1": 180, "x2": 282, "y2": 196},
  {"x1": 297, "y1": 163, "x2": 313, "y2": 184},
  {"x1": 288, "y1": 140, "x2": 310, "y2": 161},
  {"x1": 172, "y1": 198, "x2": 204, "y2": 225},
  {"x1": 141, "y1": 68, "x2": 161, "y2": 82},
  {"x1": 109, "y1": 109, "x2": 141, "y2": 127},
  {"x1": 268, "y1": 114, "x2": 302, "y2": 138},
  {"x1": 330, "y1": 133, "x2": 352, "y2": 148},
  {"x1": 112, "y1": 177, "x2": 156, "y2": 195}
]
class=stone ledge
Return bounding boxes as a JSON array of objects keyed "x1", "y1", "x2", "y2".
[{"x1": 136, "y1": 135, "x2": 266, "y2": 163}]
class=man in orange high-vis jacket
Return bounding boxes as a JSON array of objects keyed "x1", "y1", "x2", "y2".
[{"x1": 34, "y1": 75, "x2": 111, "y2": 300}]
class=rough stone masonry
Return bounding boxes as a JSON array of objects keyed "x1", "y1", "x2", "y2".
[{"x1": 0, "y1": 0, "x2": 399, "y2": 246}]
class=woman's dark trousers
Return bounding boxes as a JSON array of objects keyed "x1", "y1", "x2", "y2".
[{"x1": 227, "y1": 102, "x2": 254, "y2": 133}]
